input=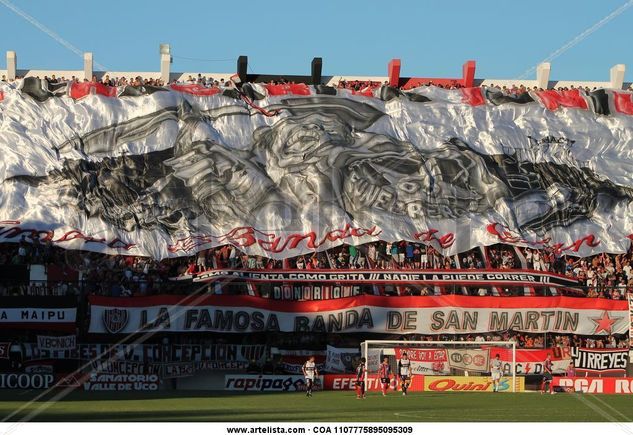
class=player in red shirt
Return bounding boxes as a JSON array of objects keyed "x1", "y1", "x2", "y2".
[
  {"x1": 355, "y1": 357, "x2": 366, "y2": 399},
  {"x1": 541, "y1": 353, "x2": 554, "y2": 394},
  {"x1": 378, "y1": 357, "x2": 391, "y2": 396}
]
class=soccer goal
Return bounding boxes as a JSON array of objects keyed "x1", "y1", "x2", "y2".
[{"x1": 360, "y1": 340, "x2": 518, "y2": 392}]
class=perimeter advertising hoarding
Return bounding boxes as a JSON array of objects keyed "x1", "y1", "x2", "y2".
[{"x1": 321, "y1": 375, "x2": 524, "y2": 392}]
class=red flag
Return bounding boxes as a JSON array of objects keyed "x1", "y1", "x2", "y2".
[
  {"x1": 613, "y1": 92, "x2": 633, "y2": 115},
  {"x1": 289, "y1": 83, "x2": 311, "y2": 95},
  {"x1": 69, "y1": 82, "x2": 117, "y2": 100},
  {"x1": 69, "y1": 82, "x2": 93, "y2": 99},
  {"x1": 461, "y1": 87, "x2": 486, "y2": 106},
  {"x1": 351, "y1": 89, "x2": 374, "y2": 97},
  {"x1": 94, "y1": 82, "x2": 117, "y2": 97},
  {"x1": 170, "y1": 84, "x2": 221, "y2": 96},
  {"x1": 536, "y1": 89, "x2": 588, "y2": 110},
  {"x1": 265, "y1": 84, "x2": 312, "y2": 96},
  {"x1": 265, "y1": 84, "x2": 287, "y2": 96}
]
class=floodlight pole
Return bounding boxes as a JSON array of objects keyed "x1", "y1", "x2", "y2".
[{"x1": 363, "y1": 340, "x2": 369, "y2": 392}]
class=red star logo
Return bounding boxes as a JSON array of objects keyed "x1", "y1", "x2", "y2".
[{"x1": 591, "y1": 311, "x2": 620, "y2": 334}]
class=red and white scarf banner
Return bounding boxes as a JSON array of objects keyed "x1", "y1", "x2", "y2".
[
  {"x1": 394, "y1": 347, "x2": 449, "y2": 374},
  {"x1": 88, "y1": 294, "x2": 627, "y2": 336},
  {"x1": 192, "y1": 269, "x2": 577, "y2": 287}
]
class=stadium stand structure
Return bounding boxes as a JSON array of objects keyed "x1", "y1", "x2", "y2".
[
  {"x1": 2, "y1": 45, "x2": 633, "y2": 400},
  {"x1": 1, "y1": 45, "x2": 630, "y2": 90}
]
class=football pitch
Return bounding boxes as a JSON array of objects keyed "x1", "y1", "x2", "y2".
[{"x1": 1, "y1": 390, "x2": 633, "y2": 422}]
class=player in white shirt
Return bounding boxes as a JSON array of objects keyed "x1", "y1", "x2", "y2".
[
  {"x1": 490, "y1": 353, "x2": 503, "y2": 392},
  {"x1": 302, "y1": 356, "x2": 318, "y2": 397},
  {"x1": 398, "y1": 351, "x2": 412, "y2": 396}
]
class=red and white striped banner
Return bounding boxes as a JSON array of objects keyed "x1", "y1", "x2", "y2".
[{"x1": 88, "y1": 295, "x2": 627, "y2": 336}]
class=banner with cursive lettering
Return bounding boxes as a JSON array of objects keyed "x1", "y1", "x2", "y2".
[{"x1": 2, "y1": 84, "x2": 633, "y2": 259}]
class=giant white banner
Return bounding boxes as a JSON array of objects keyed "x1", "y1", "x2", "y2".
[
  {"x1": 88, "y1": 295, "x2": 628, "y2": 336},
  {"x1": 1, "y1": 82, "x2": 633, "y2": 259}
]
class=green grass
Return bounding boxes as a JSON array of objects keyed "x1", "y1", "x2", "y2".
[{"x1": 1, "y1": 390, "x2": 632, "y2": 422}]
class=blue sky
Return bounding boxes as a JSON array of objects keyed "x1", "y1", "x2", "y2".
[{"x1": 1, "y1": 0, "x2": 632, "y2": 81}]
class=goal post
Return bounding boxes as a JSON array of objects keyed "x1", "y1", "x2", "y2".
[{"x1": 361, "y1": 340, "x2": 517, "y2": 392}]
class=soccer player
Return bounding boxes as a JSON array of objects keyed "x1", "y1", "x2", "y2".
[
  {"x1": 355, "y1": 357, "x2": 367, "y2": 399},
  {"x1": 541, "y1": 353, "x2": 554, "y2": 394},
  {"x1": 398, "y1": 351, "x2": 412, "y2": 396},
  {"x1": 378, "y1": 356, "x2": 391, "y2": 396},
  {"x1": 302, "y1": 356, "x2": 318, "y2": 397},
  {"x1": 490, "y1": 353, "x2": 503, "y2": 392}
]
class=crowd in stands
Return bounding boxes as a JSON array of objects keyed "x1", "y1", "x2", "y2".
[
  {"x1": 401, "y1": 80, "x2": 465, "y2": 90},
  {"x1": 0, "y1": 237, "x2": 175, "y2": 297},
  {"x1": 2, "y1": 70, "x2": 633, "y2": 299},
  {"x1": 336, "y1": 79, "x2": 385, "y2": 92},
  {"x1": 177, "y1": 73, "x2": 236, "y2": 88},
  {"x1": 484, "y1": 82, "x2": 609, "y2": 95},
  {"x1": 4, "y1": 72, "x2": 632, "y2": 94},
  {"x1": 2, "y1": 236, "x2": 633, "y2": 300},
  {"x1": 1, "y1": 239, "x2": 629, "y2": 367}
]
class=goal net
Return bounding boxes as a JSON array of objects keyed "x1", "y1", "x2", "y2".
[{"x1": 360, "y1": 340, "x2": 518, "y2": 393}]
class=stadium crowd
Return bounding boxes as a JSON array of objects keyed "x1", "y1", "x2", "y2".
[
  {"x1": 4, "y1": 72, "x2": 632, "y2": 94},
  {"x1": 2, "y1": 72, "x2": 633, "y2": 299},
  {"x1": 1, "y1": 237, "x2": 633, "y2": 300}
]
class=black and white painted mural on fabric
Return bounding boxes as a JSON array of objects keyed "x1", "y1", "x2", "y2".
[{"x1": 1, "y1": 84, "x2": 633, "y2": 259}]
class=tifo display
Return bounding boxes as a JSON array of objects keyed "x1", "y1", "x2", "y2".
[
  {"x1": 1, "y1": 80, "x2": 633, "y2": 260},
  {"x1": 1, "y1": 70, "x2": 633, "y2": 412}
]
